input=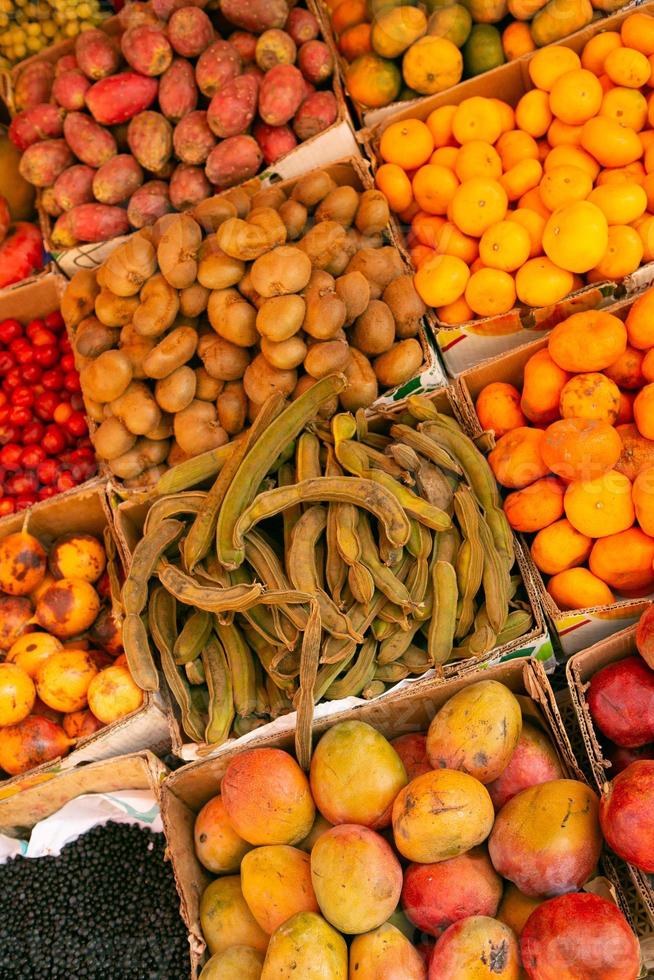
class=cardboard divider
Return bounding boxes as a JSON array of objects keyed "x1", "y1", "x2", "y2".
[
  {"x1": 110, "y1": 384, "x2": 550, "y2": 764},
  {"x1": 567, "y1": 623, "x2": 654, "y2": 929},
  {"x1": 455, "y1": 297, "x2": 654, "y2": 657},
  {"x1": 160, "y1": 657, "x2": 631, "y2": 977},
  {"x1": 359, "y1": 0, "x2": 654, "y2": 376},
  {"x1": 0, "y1": 482, "x2": 171, "y2": 792},
  {"x1": 1, "y1": 10, "x2": 358, "y2": 277}
]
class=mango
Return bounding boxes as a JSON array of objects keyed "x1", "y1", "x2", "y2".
[
  {"x1": 497, "y1": 884, "x2": 544, "y2": 937},
  {"x1": 199, "y1": 946, "x2": 264, "y2": 979},
  {"x1": 310, "y1": 720, "x2": 407, "y2": 827},
  {"x1": 427, "y1": 681, "x2": 522, "y2": 784},
  {"x1": 194, "y1": 794, "x2": 252, "y2": 873},
  {"x1": 349, "y1": 922, "x2": 426, "y2": 979},
  {"x1": 199, "y1": 876, "x2": 269, "y2": 956},
  {"x1": 488, "y1": 779, "x2": 602, "y2": 897},
  {"x1": 310, "y1": 825, "x2": 402, "y2": 934},
  {"x1": 297, "y1": 812, "x2": 334, "y2": 852},
  {"x1": 261, "y1": 912, "x2": 347, "y2": 979},
  {"x1": 530, "y1": 0, "x2": 592, "y2": 46},
  {"x1": 487, "y1": 721, "x2": 564, "y2": 811},
  {"x1": 241, "y1": 845, "x2": 319, "y2": 934},
  {"x1": 462, "y1": 0, "x2": 507, "y2": 21},
  {"x1": 222, "y1": 747, "x2": 315, "y2": 845},
  {"x1": 372, "y1": 6, "x2": 428, "y2": 59},
  {"x1": 429, "y1": 916, "x2": 520, "y2": 978},
  {"x1": 393, "y1": 769, "x2": 494, "y2": 863}
]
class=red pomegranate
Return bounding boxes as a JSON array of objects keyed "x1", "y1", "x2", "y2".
[
  {"x1": 520, "y1": 892, "x2": 640, "y2": 979},
  {"x1": 636, "y1": 604, "x2": 654, "y2": 669},
  {"x1": 605, "y1": 741, "x2": 654, "y2": 776},
  {"x1": 587, "y1": 656, "x2": 654, "y2": 747},
  {"x1": 600, "y1": 759, "x2": 654, "y2": 872}
]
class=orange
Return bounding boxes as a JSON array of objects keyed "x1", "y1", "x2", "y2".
[
  {"x1": 338, "y1": 22, "x2": 372, "y2": 61},
  {"x1": 542, "y1": 201, "x2": 608, "y2": 273},
  {"x1": 596, "y1": 164, "x2": 646, "y2": 186},
  {"x1": 426, "y1": 105, "x2": 457, "y2": 148},
  {"x1": 587, "y1": 182, "x2": 647, "y2": 225},
  {"x1": 475, "y1": 381, "x2": 526, "y2": 438},
  {"x1": 641, "y1": 128, "x2": 654, "y2": 152},
  {"x1": 597, "y1": 73, "x2": 614, "y2": 95},
  {"x1": 642, "y1": 172, "x2": 654, "y2": 209},
  {"x1": 564, "y1": 469, "x2": 635, "y2": 538},
  {"x1": 504, "y1": 477, "x2": 565, "y2": 533},
  {"x1": 616, "y1": 390, "x2": 636, "y2": 424},
  {"x1": 500, "y1": 159, "x2": 543, "y2": 202},
  {"x1": 414, "y1": 253, "x2": 470, "y2": 307},
  {"x1": 546, "y1": 567, "x2": 615, "y2": 610},
  {"x1": 521, "y1": 348, "x2": 571, "y2": 425},
  {"x1": 496, "y1": 130, "x2": 539, "y2": 171},
  {"x1": 589, "y1": 225, "x2": 644, "y2": 281},
  {"x1": 488, "y1": 427, "x2": 549, "y2": 489},
  {"x1": 479, "y1": 220, "x2": 531, "y2": 271},
  {"x1": 433, "y1": 221, "x2": 479, "y2": 263},
  {"x1": 547, "y1": 120, "x2": 584, "y2": 147},
  {"x1": 530, "y1": 518, "x2": 593, "y2": 576},
  {"x1": 644, "y1": 140, "x2": 654, "y2": 174},
  {"x1": 437, "y1": 295, "x2": 473, "y2": 325},
  {"x1": 637, "y1": 214, "x2": 654, "y2": 260},
  {"x1": 581, "y1": 117, "x2": 643, "y2": 168},
  {"x1": 529, "y1": 46, "x2": 581, "y2": 92},
  {"x1": 402, "y1": 36, "x2": 463, "y2": 96},
  {"x1": 412, "y1": 164, "x2": 460, "y2": 215},
  {"x1": 605, "y1": 345, "x2": 646, "y2": 390},
  {"x1": 375, "y1": 163, "x2": 413, "y2": 213},
  {"x1": 454, "y1": 141, "x2": 502, "y2": 182},
  {"x1": 346, "y1": 54, "x2": 402, "y2": 109},
  {"x1": 621, "y1": 12, "x2": 654, "y2": 56},
  {"x1": 469, "y1": 257, "x2": 485, "y2": 274},
  {"x1": 517, "y1": 187, "x2": 551, "y2": 220},
  {"x1": 537, "y1": 139, "x2": 550, "y2": 164},
  {"x1": 430, "y1": 146, "x2": 459, "y2": 168},
  {"x1": 508, "y1": 208, "x2": 545, "y2": 257},
  {"x1": 600, "y1": 87, "x2": 648, "y2": 132},
  {"x1": 515, "y1": 257, "x2": 574, "y2": 308},
  {"x1": 541, "y1": 417, "x2": 622, "y2": 482},
  {"x1": 379, "y1": 119, "x2": 434, "y2": 169},
  {"x1": 410, "y1": 243, "x2": 435, "y2": 268},
  {"x1": 450, "y1": 177, "x2": 508, "y2": 236},
  {"x1": 633, "y1": 465, "x2": 654, "y2": 535},
  {"x1": 548, "y1": 310, "x2": 627, "y2": 372},
  {"x1": 411, "y1": 211, "x2": 445, "y2": 247},
  {"x1": 492, "y1": 99, "x2": 516, "y2": 135},
  {"x1": 604, "y1": 47, "x2": 651, "y2": 89},
  {"x1": 397, "y1": 199, "x2": 420, "y2": 224},
  {"x1": 515, "y1": 89, "x2": 552, "y2": 139},
  {"x1": 0, "y1": 663, "x2": 35, "y2": 726},
  {"x1": 539, "y1": 165, "x2": 593, "y2": 211},
  {"x1": 452, "y1": 97, "x2": 503, "y2": 146},
  {"x1": 465, "y1": 268, "x2": 516, "y2": 317},
  {"x1": 502, "y1": 21, "x2": 535, "y2": 61},
  {"x1": 634, "y1": 383, "x2": 654, "y2": 439},
  {"x1": 6, "y1": 632, "x2": 63, "y2": 679},
  {"x1": 331, "y1": 0, "x2": 366, "y2": 34},
  {"x1": 581, "y1": 31, "x2": 623, "y2": 76},
  {"x1": 543, "y1": 145, "x2": 600, "y2": 180},
  {"x1": 549, "y1": 69, "x2": 603, "y2": 126},
  {"x1": 625, "y1": 288, "x2": 654, "y2": 349},
  {"x1": 559, "y1": 372, "x2": 621, "y2": 424},
  {"x1": 589, "y1": 527, "x2": 654, "y2": 592}
]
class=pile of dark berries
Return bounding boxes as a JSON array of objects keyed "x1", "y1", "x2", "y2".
[{"x1": 0, "y1": 821, "x2": 188, "y2": 979}]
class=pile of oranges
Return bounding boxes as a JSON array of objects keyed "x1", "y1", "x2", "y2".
[
  {"x1": 375, "y1": 11, "x2": 654, "y2": 325},
  {"x1": 473, "y1": 295, "x2": 654, "y2": 613}
]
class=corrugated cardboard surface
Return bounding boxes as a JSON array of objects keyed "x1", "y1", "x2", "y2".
[
  {"x1": 567, "y1": 623, "x2": 654, "y2": 929},
  {"x1": 111, "y1": 384, "x2": 550, "y2": 763},
  {"x1": 161, "y1": 657, "x2": 631, "y2": 977},
  {"x1": 360, "y1": 0, "x2": 654, "y2": 376},
  {"x1": 456, "y1": 299, "x2": 654, "y2": 657},
  {"x1": 0, "y1": 482, "x2": 171, "y2": 793}
]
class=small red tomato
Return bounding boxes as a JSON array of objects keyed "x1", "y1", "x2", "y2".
[
  {"x1": 20, "y1": 445, "x2": 46, "y2": 469},
  {"x1": 41, "y1": 369, "x2": 64, "y2": 390},
  {"x1": 36, "y1": 458, "x2": 60, "y2": 485},
  {"x1": 59, "y1": 336, "x2": 72, "y2": 355},
  {"x1": 0, "y1": 319, "x2": 23, "y2": 344},
  {"x1": 0, "y1": 497, "x2": 16, "y2": 515},
  {"x1": 0, "y1": 425, "x2": 19, "y2": 448},
  {"x1": 63, "y1": 371, "x2": 81, "y2": 394},
  {"x1": 42, "y1": 425, "x2": 67, "y2": 455},
  {"x1": 44, "y1": 311, "x2": 64, "y2": 332},
  {"x1": 0, "y1": 351, "x2": 16, "y2": 373},
  {"x1": 64, "y1": 411, "x2": 88, "y2": 438},
  {"x1": 70, "y1": 393, "x2": 84, "y2": 412},
  {"x1": 0, "y1": 406, "x2": 10, "y2": 425},
  {"x1": 11, "y1": 386, "x2": 34, "y2": 408},
  {"x1": 0, "y1": 443, "x2": 23, "y2": 469},
  {"x1": 33, "y1": 391, "x2": 59, "y2": 421},
  {"x1": 3, "y1": 366, "x2": 22, "y2": 389},
  {"x1": 8, "y1": 337, "x2": 28, "y2": 354},
  {"x1": 7, "y1": 471, "x2": 38, "y2": 495},
  {"x1": 25, "y1": 319, "x2": 45, "y2": 338},
  {"x1": 53, "y1": 403, "x2": 73, "y2": 425},
  {"x1": 9, "y1": 405, "x2": 32, "y2": 427},
  {"x1": 33, "y1": 345, "x2": 59, "y2": 369},
  {"x1": 15, "y1": 493, "x2": 37, "y2": 511},
  {"x1": 31, "y1": 329, "x2": 57, "y2": 348},
  {"x1": 69, "y1": 447, "x2": 95, "y2": 462},
  {"x1": 0, "y1": 392, "x2": 6, "y2": 408},
  {"x1": 60, "y1": 353, "x2": 75, "y2": 373},
  {"x1": 22, "y1": 421, "x2": 45, "y2": 445},
  {"x1": 21, "y1": 364, "x2": 42, "y2": 385},
  {"x1": 38, "y1": 486, "x2": 58, "y2": 500},
  {"x1": 14, "y1": 345, "x2": 35, "y2": 366},
  {"x1": 56, "y1": 471, "x2": 76, "y2": 493}
]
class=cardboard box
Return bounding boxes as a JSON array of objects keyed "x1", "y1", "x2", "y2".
[
  {"x1": 361, "y1": 0, "x2": 654, "y2": 376},
  {"x1": 1, "y1": 12, "x2": 358, "y2": 278},
  {"x1": 160, "y1": 656, "x2": 634, "y2": 976},
  {"x1": 567, "y1": 622, "x2": 654, "y2": 929},
  {"x1": 456, "y1": 298, "x2": 654, "y2": 656},
  {"x1": 111, "y1": 383, "x2": 551, "y2": 764},
  {"x1": 0, "y1": 482, "x2": 171, "y2": 791}
]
